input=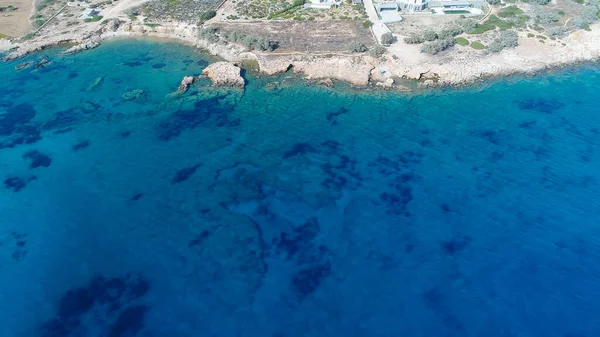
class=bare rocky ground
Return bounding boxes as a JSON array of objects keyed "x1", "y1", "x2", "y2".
[{"x1": 211, "y1": 20, "x2": 374, "y2": 52}]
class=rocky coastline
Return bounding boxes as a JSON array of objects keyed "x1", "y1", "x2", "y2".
[{"x1": 3, "y1": 18, "x2": 600, "y2": 91}]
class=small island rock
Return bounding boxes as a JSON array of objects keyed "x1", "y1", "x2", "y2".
[{"x1": 201, "y1": 62, "x2": 245, "y2": 88}]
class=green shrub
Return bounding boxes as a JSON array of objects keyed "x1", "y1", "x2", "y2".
[
  {"x1": 527, "y1": 33, "x2": 535, "y2": 37},
  {"x1": 198, "y1": 27, "x2": 220, "y2": 43},
  {"x1": 380, "y1": 32, "x2": 394, "y2": 46},
  {"x1": 498, "y1": 5, "x2": 524, "y2": 18},
  {"x1": 488, "y1": 30, "x2": 519, "y2": 52},
  {"x1": 438, "y1": 27, "x2": 464, "y2": 39},
  {"x1": 532, "y1": 0, "x2": 551, "y2": 4},
  {"x1": 536, "y1": 10, "x2": 559, "y2": 24},
  {"x1": 486, "y1": 0, "x2": 501, "y2": 4},
  {"x1": 572, "y1": 7, "x2": 599, "y2": 28},
  {"x1": 423, "y1": 30, "x2": 438, "y2": 41},
  {"x1": 422, "y1": 37, "x2": 455, "y2": 54},
  {"x1": 404, "y1": 34, "x2": 424, "y2": 44},
  {"x1": 546, "y1": 26, "x2": 569, "y2": 36},
  {"x1": 84, "y1": 15, "x2": 103, "y2": 22},
  {"x1": 370, "y1": 45, "x2": 386, "y2": 57},
  {"x1": 471, "y1": 41, "x2": 485, "y2": 49},
  {"x1": 198, "y1": 10, "x2": 216, "y2": 24},
  {"x1": 348, "y1": 41, "x2": 368, "y2": 52},
  {"x1": 455, "y1": 36, "x2": 469, "y2": 45},
  {"x1": 362, "y1": 20, "x2": 373, "y2": 28}
]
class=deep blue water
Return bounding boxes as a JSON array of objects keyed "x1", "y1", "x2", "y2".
[{"x1": 1, "y1": 39, "x2": 600, "y2": 337}]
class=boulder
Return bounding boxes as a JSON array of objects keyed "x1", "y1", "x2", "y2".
[
  {"x1": 201, "y1": 62, "x2": 245, "y2": 88},
  {"x1": 178, "y1": 76, "x2": 196, "y2": 93}
]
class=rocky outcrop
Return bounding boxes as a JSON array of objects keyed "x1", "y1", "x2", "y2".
[
  {"x1": 202, "y1": 62, "x2": 245, "y2": 88},
  {"x1": 178, "y1": 76, "x2": 196, "y2": 92},
  {"x1": 62, "y1": 38, "x2": 100, "y2": 55}
]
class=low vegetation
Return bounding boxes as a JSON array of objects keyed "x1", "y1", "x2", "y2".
[
  {"x1": 488, "y1": 30, "x2": 519, "y2": 53},
  {"x1": 369, "y1": 45, "x2": 386, "y2": 57},
  {"x1": 455, "y1": 37, "x2": 469, "y2": 46},
  {"x1": 84, "y1": 15, "x2": 104, "y2": 23},
  {"x1": 198, "y1": 10, "x2": 216, "y2": 24},
  {"x1": 380, "y1": 32, "x2": 394, "y2": 46},
  {"x1": 221, "y1": 30, "x2": 279, "y2": 51},
  {"x1": 422, "y1": 37, "x2": 456, "y2": 54},
  {"x1": 348, "y1": 41, "x2": 368, "y2": 52},
  {"x1": 471, "y1": 41, "x2": 486, "y2": 49}
]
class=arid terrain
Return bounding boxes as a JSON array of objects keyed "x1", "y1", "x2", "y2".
[{"x1": 0, "y1": 0, "x2": 32, "y2": 38}]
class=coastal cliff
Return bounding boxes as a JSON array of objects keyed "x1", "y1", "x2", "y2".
[{"x1": 4, "y1": 17, "x2": 600, "y2": 90}]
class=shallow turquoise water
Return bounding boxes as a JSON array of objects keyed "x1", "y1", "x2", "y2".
[{"x1": 1, "y1": 39, "x2": 600, "y2": 337}]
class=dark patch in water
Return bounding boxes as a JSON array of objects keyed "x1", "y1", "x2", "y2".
[
  {"x1": 423, "y1": 288, "x2": 443, "y2": 309},
  {"x1": 172, "y1": 163, "x2": 202, "y2": 183},
  {"x1": 68, "y1": 72, "x2": 79, "y2": 79},
  {"x1": 4, "y1": 175, "x2": 35, "y2": 192},
  {"x1": 123, "y1": 61, "x2": 143, "y2": 67},
  {"x1": 23, "y1": 150, "x2": 52, "y2": 168},
  {"x1": 518, "y1": 98, "x2": 565, "y2": 114},
  {"x1": 188, "y1": 229, "x2": 211, "y2": 247},
  {"x1": 292, "y1": 261, "x2": 331, "y2": 298},
  {"x1": 43, "y1": 109, "x2": 78, "y2": 131},
  {"x1": 470, "y1": 130, "x2": 503, "y2": 145},
  {"x1": 440, "y1": 204, "x2": 451, "y2": 213},
  {"x1": 519, "y1": 120, "x2": 537, "y2": 129},
  {"x1": 72, "y1": 140, "x2": 90, "y2": 151},
  {"x1": 440, "y1": 235, "x2": 471, "y2": 255},
  {"x1": 40, "y1": 274, "x2": 150, "y2": 337},
  {"x1": 370, "y1": 152, "x2": 422, "y2": 216},
  {"x1": 120, "y1": 131, "x2": 131, "y2": 138},
  {"x1": 283, "y1": 142, "x2": 317, "y2": 159},
  {"x1": 151, "y1": 63, "x2": 166, "y2": 69},
  {"x1": 0, "y1": 103, "x2": 36, "y2": 136},
  {"x1": 108, "y1": 305, "x2": 147, "y2": 337},
  {"x1": 326, "y1": 107, "x2": 349, "y2": 125},
  {"x1": 130, "y1": 193, "x2": 143, "y2": 201},
  {"x1": 9, "y1": 232, "x2": 28, "y2": 261},
  {"x1": 276, "y1": 217, "x2": 320, "y2": 260},
  {"x1": 158, "y1": 97, "x2": 237, "y2": 141}
]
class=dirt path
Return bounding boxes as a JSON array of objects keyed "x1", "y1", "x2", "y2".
[{"x1": 0, "y1": 0, "x2": 33, "y2": 37}]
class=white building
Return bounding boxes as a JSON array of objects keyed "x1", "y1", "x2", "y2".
[
  {"x1": 304, "y1": 0, "x2": 343, "y2": 9},
  {"x1": 398, "y1": 0, "x2": 427, "y2": 11}
]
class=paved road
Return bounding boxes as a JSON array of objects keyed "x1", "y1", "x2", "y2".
[{"x1": 362, "y1": 0, "x2": 391, "y2": 44}]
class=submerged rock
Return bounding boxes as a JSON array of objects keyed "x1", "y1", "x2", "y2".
[
  {"x1": 87, "y1": 76, "x2": 104, "y2": 91},
  {"x1": 35, "y1": 57, "x2": 50, "y2": 69},
  {"x1": 201, "y1": 62, "x2": 245, "y2": 88},
  {"x1": 121, "y1": 89, "x2": 147, "y2": 101},
  {"x1": 14, "y1": 61, "x2": 33, "y2": 71}
]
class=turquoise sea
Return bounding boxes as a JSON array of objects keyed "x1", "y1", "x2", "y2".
[{"x1": 1, "y1": 39, "x2": 600, "y2": 337}]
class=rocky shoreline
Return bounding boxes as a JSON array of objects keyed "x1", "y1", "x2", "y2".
[{"x1": 3, "y1": 19, "x2": 600, "y2": 91}]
